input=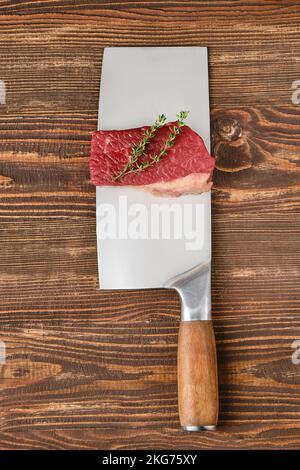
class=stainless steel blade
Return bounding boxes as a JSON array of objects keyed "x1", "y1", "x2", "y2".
[{"x1": 96, "y1": 47, "x2": 212, "y2": 290}]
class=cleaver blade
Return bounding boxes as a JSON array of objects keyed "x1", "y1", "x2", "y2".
[{"x1": 96, "y1": 47, "x2": 218, "y2": 430}]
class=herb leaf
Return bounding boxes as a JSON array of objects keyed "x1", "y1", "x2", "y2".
[
  {"x1": 112, "y1": 111, "x2": 189, "y2": 182},
  {"x1": 112, "y1": 114, "x2": 166, "y2": 181}
]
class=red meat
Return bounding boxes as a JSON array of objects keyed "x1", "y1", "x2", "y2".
[{"x1": 89, "y1": 122, "x2": 214, "y2": 196}]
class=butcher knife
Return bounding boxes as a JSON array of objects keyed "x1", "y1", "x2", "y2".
[{"x1": 96, "y1": 47, "x2": 218, "y2": 430}]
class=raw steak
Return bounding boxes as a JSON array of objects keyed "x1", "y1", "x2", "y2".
[{"x1": 89, "y1": 122, "x2": 214, "y2": 196}]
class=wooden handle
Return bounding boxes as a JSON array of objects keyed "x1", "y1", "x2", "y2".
[{"x1": 178, "y1": 320, "x2": 218, "y2": 428}]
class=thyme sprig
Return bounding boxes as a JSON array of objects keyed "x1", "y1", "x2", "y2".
[
  {"x1": 112, "y1": 114, "x2": 166, "y2": 181},
  {"x1": 112, "y1": 111, "x2": 189, "y2": 181}
]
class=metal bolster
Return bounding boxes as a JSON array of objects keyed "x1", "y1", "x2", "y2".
[
  {"x1": 165, "y1": 261, "x2": 211, "y2": 322},
  {"x1": 176, "y1": 285, "x2": 211, "y2": 321},
  {"x1": 183, "y1": 425, "x2": 216, "y2": 432}
]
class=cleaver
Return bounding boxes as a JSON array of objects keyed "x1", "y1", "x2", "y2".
[{"x1": 96, "y1": 47, "x2": 218, "y2": 430}]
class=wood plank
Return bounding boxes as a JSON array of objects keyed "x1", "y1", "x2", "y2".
[
  {"x1": 0, "y1": 2, "x2": 299, "y2": 107},
  {"x1": 0, "y1": 423, "x2": 300, "y2": 450},
  {"x1": 0, "y1": 212, "x2": 299, "y2": 449},
  {"x1": 0, "y1": 107, "x2": 299, "y2": 217},
  {"x1": 0, "y1": 0, "x2": 299, "y2": 451},
  {"x1": 0, "y1": 311, "x2": 299, "y2": 423}
]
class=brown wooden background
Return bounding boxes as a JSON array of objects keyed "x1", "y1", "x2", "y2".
[{"x1": 0, "y1": 0, "x2": 300, "y2": 450}]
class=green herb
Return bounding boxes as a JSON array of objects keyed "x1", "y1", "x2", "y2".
[
  {"x1": 112, "y1": 111, "x2": 189, "y2": 181},
  {"x1": 112, "y1": 113, "x2": 166, "y2": 181}
]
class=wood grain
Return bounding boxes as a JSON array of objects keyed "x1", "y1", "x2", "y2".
[
  {"x1": 178, "y1": 321, "x2": 218, "y2": 428},
  {"x1": 0, "y1": 0, "x2": 300, "y2": 450}
]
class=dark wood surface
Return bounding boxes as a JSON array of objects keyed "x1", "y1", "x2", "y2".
[{"x1": 0, "y1": 0, "x2": 300, "y2": 450}]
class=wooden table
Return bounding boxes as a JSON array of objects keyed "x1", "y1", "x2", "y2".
[{"x1": 0, "y1": 0, "x2": 299, "y2": 450}]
